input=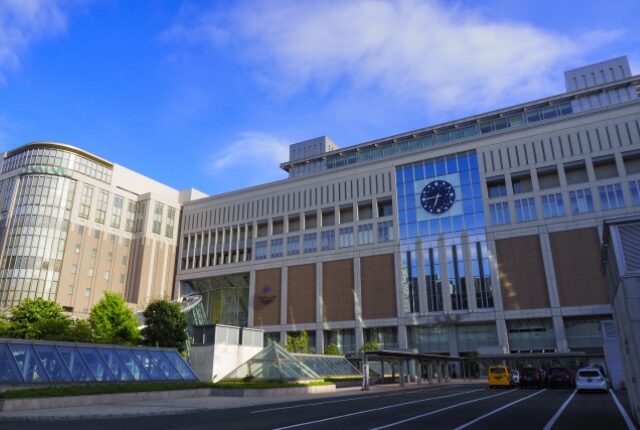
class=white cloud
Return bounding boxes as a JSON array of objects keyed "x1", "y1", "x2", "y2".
[
  {"x1": 165, "y1": 0, "x2": 620, "y2": 114},
  {"x1": 0, "y1": 0, "x2": 73, "y2": 83},
  {"x1": 207, "y1": 132, "x2": 289, "y2": 189}
]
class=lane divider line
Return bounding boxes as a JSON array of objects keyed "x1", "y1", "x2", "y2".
[
  {"x1": 542, "y1": 389, "x2": 576, "y2": 430},
  {"x1": 610, "y1": 389, "x2": 639, "y2": 430},
  {"x1": 368, "y1": 389, "x2": 518, "y2": 430},
  {"x1": 453, "y1": 389, "x2": 546, "y2": 430},
  {"x1": 252, "y1": 385, "x2": 451, "y2": 414},
  {"x1": 270, "y1": 388, "x2": 485, "y2": 430}
]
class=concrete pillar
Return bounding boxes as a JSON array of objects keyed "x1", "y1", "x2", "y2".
[
  {"x1": 248, "y1": 270, "x2": 256, "y2": 326},
  {"x1": 398, "y1": 324, "x2": 408, "y2": 349},
  {"x1": 354, "y1": 257, "x2": 364, "y2": 350},
  {"x1": 400, "y1": 361, "x2": 405, "y2": 387},
  {"x1": 280, "y1": 266, "x2": 288, "y2": 327},
  {"x1": 539, "y1": 231, "x2": 569, "y2": 352},
  {"x1": 437, "y1": 361, "x2": 442, "y2": 383},
  {"x1": 461, "y1": 231, "x2": 477, "y2": 312},
  {"x1": 417, "y1": 362, "x2": 422, "y2": 385},
  {"x1": 439, "y1": 236, "x2": 452, "y2": 312},
  {"x1": 416, "y1": 238, "x2": 428, "y2": 313},
  {"x1": 428, "y1": 361, "x2": 433, "y2": 383},
  {"x1": 316, "y1": 329, "x2": 324, "y2": 354}
]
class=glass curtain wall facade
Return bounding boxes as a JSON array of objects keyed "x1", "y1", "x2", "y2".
[{"x1": 181, "y1": 273, "x2": 249, "y2": 327}]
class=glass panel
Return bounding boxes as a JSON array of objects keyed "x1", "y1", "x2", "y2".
[
  {"x1": 115, "y1": 349, "x2": 151, "y2": 381},
  {"x1": 9, "y1": 343, "x2": 50, "y2": 383},
  {"x1": 97, "y1": 348, "x2": 133, "y2": 381},
  {"x1": 57, "y1": 346, "x2": 96, "y2": 382},
  {"x1": 78, "y1": 347, "x2": 115, "y2": 381},
  {"x1": 132, "y1": 350, "x2": 167, "y2": 380},
  {"x1": 162, "y1": 351, "x2": 198, "y2": 380},
  {"x1": 33, "y1": 345, "x2": 73, "y2": 383},
  {"x1": 148, "y1": 350, "x2": 182, "y2": 380},
  {"x1": 0, "y1": 343, "x2": 24, "y2": 383}
]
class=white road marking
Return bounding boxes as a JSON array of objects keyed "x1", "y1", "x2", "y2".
[
  {"x1": 453, "y1": 389, "x2": 546, "y2": 430},
  {"x1": 610, "y1": 389, "x2": 638, "y2": 430},
  {"x1": 542, "y1": 389, "x2": 576, "y2": 430},
  {"x1": 251, "y1": 386, "x2": 446, "y2": 413},
  {"x1": 270, "y1": 388, "x2": 485, "y2": 430},
  {"x1": 368, "y1": 389, "x2": 518, "y2": 430}
]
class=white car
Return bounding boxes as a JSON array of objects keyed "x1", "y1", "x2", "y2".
[
  {"x1": 575, "y1": 367, "x2": 607, "y2": 393},
  {"x1": 511, "y1": 369, "x2": 520, "y2": 385}
]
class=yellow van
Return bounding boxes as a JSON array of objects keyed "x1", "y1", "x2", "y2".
[{"x1": 488, "y1": 365, "x2": 513, "y2": 388}]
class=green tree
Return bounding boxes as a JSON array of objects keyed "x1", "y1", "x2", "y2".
[
  {"x1": 361, "y1": 340, "x2": 380, "y2": 352},
  {"x1": 8, "y1": 298, "x2": 70, "y2": 339},
  {"x1": 64, "y1": 319, "x2": 94, "y2": 343},
  {"x1": 286, "y1": 329, "x2": 309, "y2": 353},
  {"x1": 140, "y1": 300, "x2": 187, "y2": 352},
  {"x1": 0, "y1": 314, "x2": 10, "y2": 337},
  {"x1": 89, "y1": 292, "x2": 140, "y2": 345},
  {"x1": 323, "y1": 343, "x2": 342, "y2": 356}
]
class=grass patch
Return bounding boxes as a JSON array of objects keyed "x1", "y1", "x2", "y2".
[
  {"x1": 0, "y1": 381, "x2": 210, "y2": 400},
  {"x1": 212, "y1": 380, "x2": 332, "y2": 389},
  {"x1": 324, "y1": 376, "x2": 363, "y2": 382}
]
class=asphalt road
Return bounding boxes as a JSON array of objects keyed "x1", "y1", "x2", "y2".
[{"x1": 2, "y1": 384, "x2": 636, "y2": 430}]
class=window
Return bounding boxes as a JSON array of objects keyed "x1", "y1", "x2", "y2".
[
  {"x1": 593, "y1": 157, "x2": 618, "y2": 180},
  {"x1": 67, "y1": 285, "x2": 73, "y2": 295},
  {"x1": 74, "y1": 244, "x2": 80, "y2": 254},
  {"x1": 339, "y1": 206, "x2": 354, "y2": 224},
  {"x1": 120, "y1": 274, "x2": 126, "y2": 284},
  {"x1": 84, "y1": 288, "x2": 91, "y2": 298},
  {"x1": 630, "y1": 180, "x2": 640, "y2": 206},
  {"x1": 564, "y1": 162, "x2": 589, "y2": 185},
  {"x1": 378, "y1": 220, "x2": 394, "y2": 242},
  {"x1": 94, "y1": 229, "x2": 101, "y2": 239},
  {"x1": 78, "y1": 225, "x2": 85, "y2": 235},
  {"x1": 110, "y1": 196, "x2": 123, "y2": 228},
  {"x1": 255, "y1": 241, "x2": 267, "y2": 260},
  {"x1": 358, "y1": 224, "x2": 373, "y2": 245},
  {"x1": 88, "y1": 268, "x2": 94, "y2": 278},
  {"x1": 487, "y1": 177, "x2": 507, "y2": 198},
  {"x1": 514, "y1": 197, "x2": 537, "y2": 223},
  {"x1": 303, "y1": 233, "x2": 317, "y2": 253},
  {"x1": 489, "y1": 202, "x2": 510, "y2": 226},
  {"x1": 165, "y1": 206, "x2": 176, "y2": 238},
  {"x1": 339, "y1": 227, "x2": 354, "y2": 248},
  {"x1": 152, "y1": 202, "x2": 164, "y2": 234},
  {"x1": 321, "y1": 230, "x2": 335, "y2": 251},
  {"x1": 107, "y1": 251, "x2": 113, "y2": 262},
  {"x1": 569, "y1": 188, "x2": 595, "y2": 214},
  {"x1": 71, "y1": 264, "x2": 77, "y2": 274},
  {"x1": 377, "y1": 198, "x2": 393, "y2": 217},
  {"x1": 304, "y1": 212, "x2": 317, "y2": 229},
  {"x1": 95, "y1": 189, "x2": 108, "y2": 224},
  {"x1": 91, "y1": 248, "x2": 97, "y2": 258},
  {"x1": 287, "y1": 236, "x2": 299, "y2": 255},
  {"x1": 78, "y1": 184, "x2": 93, "y2": 219},
  {"x1": 288, "y1": 216, "x2": 300, "y2": 232},
  {"x1": 270, "y1": 238, "x2": 283, "y2": 258},
  {"x1": 358, "y1": 202, "x2": 373, "y2": 220},
  {"x1": 125, "y1": 201, "x2": 137, "y2": 232},
  {"x1": 122, "y1": 255, "x2": 128, "y2": 265},
  {"x1": 623, "y1": 151, "x2": 640, "y2": 175},
  {"x1": 104, "y1": 271, "x2": 110, "y2": 281},
  {"x1": 598, "y1": 184, "x2": 625, "y2": 210},
  {"x1": 537, "y1": 167, "x2": 560, "y2": 190},
  {"x1": 511, "y1": 172, "x2": 532, "y2": 194},
  {"x1": 321, "y1": 210, "x2": 335, "y2": 227},
  {"x1": 541, "y1": 193, "x2": 565, "y2": 219}
]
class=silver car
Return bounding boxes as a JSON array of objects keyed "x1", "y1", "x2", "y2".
[{"x1": 575, "y1": 367, "x2": 607, "y2": 393}]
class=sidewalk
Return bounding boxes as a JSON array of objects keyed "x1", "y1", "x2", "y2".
[{"x1": 0, "y1": 379, "x2": 485, "y2": 421}]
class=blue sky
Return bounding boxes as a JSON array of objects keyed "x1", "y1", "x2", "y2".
[{"x1": 1, "y1": 0, "x2": 639, "y2": 196}]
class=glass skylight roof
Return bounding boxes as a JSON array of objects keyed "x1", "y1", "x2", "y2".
[{"x1": 0, "y1": 338, "x2": 198, "y2": 384}]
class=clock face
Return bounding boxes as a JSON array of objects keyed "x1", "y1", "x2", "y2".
[{"x1": 420, "y1": 180, "x2": 456, "y2": 214}]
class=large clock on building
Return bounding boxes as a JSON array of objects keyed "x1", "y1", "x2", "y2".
[{"x1": 420, "y1": 180, "x2": 456, "y2": 214}]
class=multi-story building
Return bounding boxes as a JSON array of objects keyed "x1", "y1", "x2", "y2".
[
  {"x1": 176, "y1": 56, "x2": 640, "y2": 358},
  {"x1": 0, "y1": 142, "x2": 205, "y2": 317}
]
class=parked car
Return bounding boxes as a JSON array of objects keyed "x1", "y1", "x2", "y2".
[
  {"x1": 576, "y1": 367, "x2": 608, "y2": 393},
  {"x1": 519, "y1": 368, "x2": 545, "y2": 388},
  {"x1": 547, "y1": 367, "x2": 574, "y2": 388},
  {"x1": 511, "y1": 369, "x2": 520, "y2": 385},
  {"x1": 488, "y1": 365, "x2": 513, "y2": 388}
]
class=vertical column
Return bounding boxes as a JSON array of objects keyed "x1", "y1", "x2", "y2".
[
  {"x1": 486, "y1": 238, "x2": 505, "y2": 312},
  {"x1": 212, "y1": 229, "x2": 218, "y2": 266},
  {"x1": 461, "y1": 232, "x2": 477, "y2": 312},
  {"x1": 280, "y1": 266, "x2": 288, "y2": 329},
  {"x1": 227, "y1": 227, "x2": 233, "y2": 264},
  {"x1": 354, "y1": 257, "x2": 364, "y2": 350},
  {"x1": 397, "y1": 324, "x2": 408, "y2": 350},
  {"x1": 539, "y1": 231, "x2": 569, "y2": 352},
  {"x1": 416, "y1": 238, "x2": 428, "y2": 314},
  {"x1": 496, "y1": 318, "x2": 510, "y2": 353},
  {"x1": 248, "y1": 270, "x2": 255, "y2": 327},
  {"x1": 394, "y1": 248, "x2": 409, "y2": 349},
  {"x1": 315, "y1": 261, "x2": 323, "y2": 324},
  {"x1": 439, "y1": 235, "x2": 452, "y2": 312}
]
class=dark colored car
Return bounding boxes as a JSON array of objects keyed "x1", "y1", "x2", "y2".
[
  {"x1": 519, "y1": 368, "x2": 545, "y2": 388},
  {"x1": 547, "y1": 367, "x2": 575, "y2": 388}
]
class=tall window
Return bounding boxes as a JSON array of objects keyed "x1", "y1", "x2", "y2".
[
  {"x1": 321, "y1": 230, "x2": 335, "y2": 251},
  {"x1": 152, "y1": 202, "x2": 164, "y2": 234},
  {"x1": 165, "y1": 206, "x2": 176, "y2": 238},
  {"x1": 358, "y1": 224, "x2": 373, "y2": 245},
  {"x1": 598, "y1": 183, "x2": 625, "y2": 210},
  {"x1": 270, "y1": 238, "x2": 283, "y2": 258},
  {"x1": 378, "y1": 220, "x2": 394, "y2": 242},
  {"x1": 110, "y1": 195, "x2": 123, "y2": 228},
  {"x1": 95, "y1": 189, "x2": 109, "y2": 224},
  {"x1": 630, "y1": 180, "x2": 640, "y2": 206},
  {"x1": 489, "y1": 202, "x2": 510, "y2": 226},
  {"x1": 514, "y1": 197, "x2": 537, "y2": 223},
  {"x1": 569, "y1": 188, "x2": 594, "y2": 214},
  {"x1": 287, "y1": 236, "x2": 299, "y2": 255},
  {"x1": 125, "y1": 200, "x2": 137, "y2": 232},
  {"x1": 339, "y1": 227, "x2": 354, "y2": 248},
  {"x1": 78, "y1": 184, "x2": 93, "y2": 219},
  {"x1": 303, "y1": 233, "x2": 317, "y2": 253},
  {"x1": 255, "y1": 241, "x2": 267, "y2": 260},
  {"x1": 541, "y1": 193, "x2": 565, "y2": 219}
]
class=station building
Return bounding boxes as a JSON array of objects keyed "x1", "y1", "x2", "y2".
[
  {"x1": 176, "y1": 57, "x2": 640, "y2": 358},
  {"x1": 0, "y1": 142, "x2": 205, "y2": 317}
]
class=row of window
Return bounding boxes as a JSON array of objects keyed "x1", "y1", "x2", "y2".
[
  {"x1": 489, "y1": 180, "x2": 639, "y2": 226},
  {"x1": 254, "y1": 221, "x2": 394, "y2": 260}
]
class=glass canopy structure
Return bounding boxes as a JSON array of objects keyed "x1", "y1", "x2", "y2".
[
  {"x1": 293, "y1": 353, "x2": 361, "y2": 377},
  {"x1": 224, "y1": 342, "x2": 320, "y2": 381},
  {"x1": 0, "y1": 338, "x2": 199, "y2": 384}
]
